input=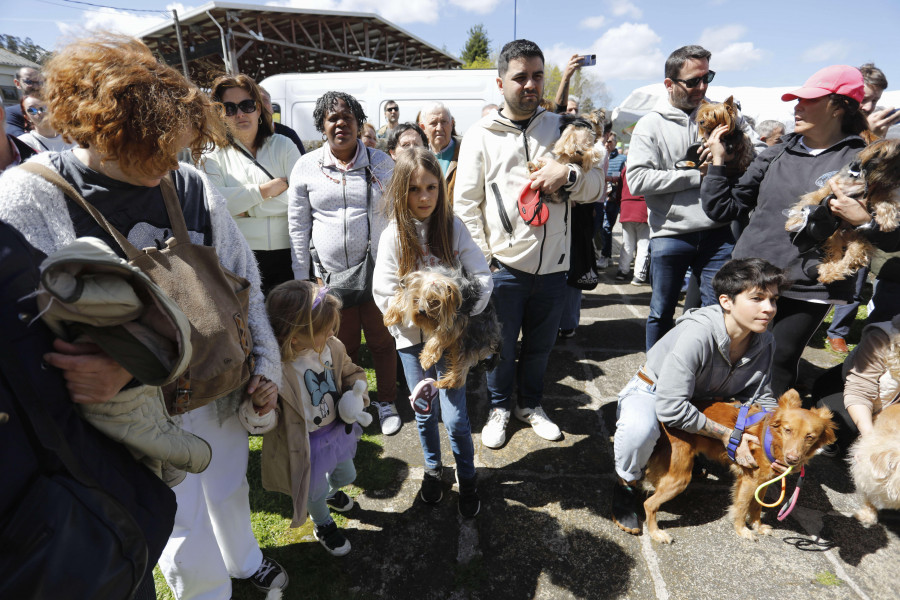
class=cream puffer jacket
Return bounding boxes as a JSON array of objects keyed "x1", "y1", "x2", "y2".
[{"x1": 453, "y1": 108, "x2": 604, "y2": 275}]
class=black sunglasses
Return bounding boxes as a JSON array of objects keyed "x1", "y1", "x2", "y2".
[
  {"x1": 26, "y1": 106, "x2": 47, "y2": 116},
  {"x1": 21, "y1": 78, "x2": 42, "y2": 86},
  {"x1": 223, "y1": 99, "x2": 257, "y2": 116},
  {"x1": 385, "y1": 106, "x2": 399, "y2": 112},
  {"x1": 672, "y1": 70, "x2": 715, "y2": 88}
]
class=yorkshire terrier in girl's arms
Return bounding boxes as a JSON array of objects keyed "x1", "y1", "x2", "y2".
[
  {"x1": 261, "y1": 280, "x2": 369, "y2": 557},
  {"x1": 374, "y1": 147, "x2": 494, "y2": 517}
]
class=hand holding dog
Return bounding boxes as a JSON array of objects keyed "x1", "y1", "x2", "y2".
[
  {"x1": 827, "y1": 175, "x2": 872, "y2": 227},
  {"x1": 705, "y1": 124, "x2": 733, "y2": 167},
  {"x1": 732, "y1": 430, "x2": 759, "y2": 468},
  {"x1": 529, "y1": 157, "x2": 570, "y2": 193}
]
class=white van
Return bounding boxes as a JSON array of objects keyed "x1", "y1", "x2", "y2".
[{"x1": 259, "y1": 69, "x2": 502, "y2": 143}]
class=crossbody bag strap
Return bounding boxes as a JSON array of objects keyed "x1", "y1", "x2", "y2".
[
  {"x1": 159, "y1": 174, "x2": 193, "y2": 245},
  {"x1": 233, "y1": 142, "x2": 276, "y2": 180},
  {"x1": 18, "y1": 162, "x2": 143, "y2": 260}
]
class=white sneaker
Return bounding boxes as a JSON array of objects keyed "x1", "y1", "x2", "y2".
[
  {"x1": 514, "y1": 405, "x2": 562, "y2": 441},
  {"x1": 376, "y1": 401, "x2": 402, "y2": 436},
  {"x1": 597, "y1": 256, "x2": 610, "y2": 269},
  {"x1": 481, "y1": 407, "x2": 510, "y2": 448}
]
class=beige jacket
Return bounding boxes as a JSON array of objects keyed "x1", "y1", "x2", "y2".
[
  {"x1": 453, "y1": 108, "x2": 604, "y2": 274},
  {"x1": 261, "y1": 337, "x2": 368, "y2": 527},
  {"x1": 844, "y1": 320, "x2": 900, "y2": 414}
]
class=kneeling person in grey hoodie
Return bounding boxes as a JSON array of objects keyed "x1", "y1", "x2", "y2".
[{"x1": 611, "y1": 257, "x2": 787, "y2": 534}]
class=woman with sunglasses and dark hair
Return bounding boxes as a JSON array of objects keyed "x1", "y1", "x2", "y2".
[
  {"x1": 203, "y1": 74, "x2": 302, "y2": 295},
  {"x1": 702, "y1": 65, "x2": 900, "y2": 398},
  {"x1": 17, "y1": 93, "x2": 75, "y2": 153},
  {"x1": 288, "y1": 91, "x2": 403, "y2": 436}
]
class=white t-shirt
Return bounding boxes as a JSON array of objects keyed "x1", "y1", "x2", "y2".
[{"x1": 291, "y1": 345, "x2": 340, "y2": 432}]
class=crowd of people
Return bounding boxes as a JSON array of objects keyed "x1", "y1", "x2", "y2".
[{"x1": 1, "y1": 30, "x2": 899, "y2": 600}]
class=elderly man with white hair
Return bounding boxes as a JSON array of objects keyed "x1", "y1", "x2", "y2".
[{"x1": 419, "y1": 101, "x2": 462, "y2": 201}]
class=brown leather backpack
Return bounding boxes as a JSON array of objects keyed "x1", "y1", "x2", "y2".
[{"x1": 21, "y1": 163, "x2": 255, "y2": 414}]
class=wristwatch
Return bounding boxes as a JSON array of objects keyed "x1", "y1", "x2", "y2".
[{"x1": 565, "y1": 166, "x2": 578, "y2": 189}]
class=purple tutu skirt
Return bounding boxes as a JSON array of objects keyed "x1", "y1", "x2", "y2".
[{"x1": 308, "y1": 419, "x2": 362, "y2": 499}]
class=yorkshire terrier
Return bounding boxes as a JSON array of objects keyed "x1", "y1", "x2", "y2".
[
  {"x1": 696, "y1": 95, "x2": 755, "y2": 178},
  {"x1": 528, "y1": 114, "x2": 605, "y2": 204},
  {"x1": 784, "y1": 139, "x2": 900, "y2": 283},
  {"x1": 382, "y1": 266, "x2": 502, "y2": 389}
]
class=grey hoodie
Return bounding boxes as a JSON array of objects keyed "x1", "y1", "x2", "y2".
[
  {"x1": 643, "y1": 304, "x2": 777, "y2": 433},
  {"x1": 626, "y1": 96, "x2": 731, "y2": 238}
]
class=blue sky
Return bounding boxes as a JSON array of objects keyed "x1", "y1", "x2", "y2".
[{"x1": 4, "y1": 0, "x2": 898, "y2": 106}]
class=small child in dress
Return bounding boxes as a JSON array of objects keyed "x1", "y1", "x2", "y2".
[
  {"x1": 373, "y1": 148, "x2": 493, "y2": 517},
  {"x1": 261, "y1": 280, "x2": 369, "y2": 556}
]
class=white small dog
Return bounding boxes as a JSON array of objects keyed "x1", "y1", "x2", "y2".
[{"x1": 848, "y1": 404, "x2": 900, "y2": 525}]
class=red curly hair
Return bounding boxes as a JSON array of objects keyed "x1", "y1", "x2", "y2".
[{"x1": 43, "y1": 34, "x2": 226, "y2": 177}]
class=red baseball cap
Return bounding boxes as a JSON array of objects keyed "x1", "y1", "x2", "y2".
[{"x1": 781, "y1": 65, "x2": 864, "y2": 103}]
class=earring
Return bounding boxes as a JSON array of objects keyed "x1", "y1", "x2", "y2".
[
  {"x1": 322, "y1": 134, "x2": 327, "y2": 141},
  {"x1": 258, "y1": 116, "x2": 263, "y2": 124}
]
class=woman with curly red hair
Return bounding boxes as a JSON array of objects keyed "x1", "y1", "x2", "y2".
[{"x1": 0, "y1": 35, "x2": 288, "y2": 599}]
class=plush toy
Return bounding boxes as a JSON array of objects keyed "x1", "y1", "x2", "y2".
[{"x1": 337, "y1": 379, "x2": 372, "y2": 433}]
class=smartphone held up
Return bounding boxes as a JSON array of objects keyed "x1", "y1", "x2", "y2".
[{"x1": 578, "y1": 54, "x2": 596, "y2": 67}]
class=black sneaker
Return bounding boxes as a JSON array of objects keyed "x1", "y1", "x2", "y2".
[
  {"x1": 614, "y1": 270, "x2": 631, "y2": 281},
  {"x1": 558, "y1": 329, "x2": 576, "y2": 339},
  {"x1": 420, "y1": 467, "x2": 444, "y2": 504},
  {"x1": 457, "y1": 473, "x2": 481, "y2": 518},
  {"x1": 326, "y1": 490, "x2": 354, "y2": 512},
  {"x1": 247, "y1": 556, "x2": 289, "y2": 591},
  {"x1": 611, "y1": 481, "x2": 641, "y2": 535},
  {"x1": 314, "y1": 521, "x2": 351, "y2": 557}
]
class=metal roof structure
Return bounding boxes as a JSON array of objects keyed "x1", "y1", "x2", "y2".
[
  {"x1": 139, "y1": 1, "x2": 462, "y2": 86},
  {"x1": 0, "y1": 47, "x2": 40, "y2": 70}
]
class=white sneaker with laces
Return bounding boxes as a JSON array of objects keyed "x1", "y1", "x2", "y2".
[
  {"x1": 376, "y1": 401, "x2": 402, "y2": 435},
  {"x1": 514, "y1": 405, "x2": 562, "y2": 441},
  {"x1": 481, "y1": 407, "x2": 510, "y2": 448}
]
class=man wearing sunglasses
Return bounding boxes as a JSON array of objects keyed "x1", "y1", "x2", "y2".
[
  {"x1": 627, "y1": 45, "x2": 751, "y2": 352},
  {"x1": 376, "y1": 100, "x2": 400, "y2": 139},
  {"x1": 5, "y1": 67, "x2": 43, "y2": 137}
]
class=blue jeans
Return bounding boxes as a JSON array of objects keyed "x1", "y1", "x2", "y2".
[
  {"x1": 307, "y1": 459, "x2": 356, "y2": 526},
  {"x1": 488, "y1": 264, "x2": 567, "y2": 411},
  {"x1": 827, "y1": 267, "x2": 867, "y2": 338},
  {"x1": 559, "y1": 284, "x2": 582, "y2": 331},
  {"x1": 646, "y1": 227, "x2": 734, "y2": 351},
  {"x1": 397, "y1": 344, "x2": 475, "y2": 480},
  {"x1": 599, "y1": 199, "x2": 621, "y2": 258},
  {"x1": 614, "y1": 373, "x2": 660, "y2": 482}
]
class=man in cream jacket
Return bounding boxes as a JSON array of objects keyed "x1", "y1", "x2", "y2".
[{"x1": 454, "y1": 39, "x2": 604, "y2": 449}]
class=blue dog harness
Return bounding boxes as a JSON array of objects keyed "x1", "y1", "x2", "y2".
[{"x1": 726, "y1": 405, "x2": 775, "y2": 463}]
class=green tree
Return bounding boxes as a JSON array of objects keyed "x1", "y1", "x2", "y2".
[
  {"x1": 0, "y1": 35, "x2": 50, "y2": 64},
  {"x1": 460, "y1": 24, "x2": 491, "y2": 68},
  {"x1": 543, "y1": 62, "x2": 611, "y2": 113}
]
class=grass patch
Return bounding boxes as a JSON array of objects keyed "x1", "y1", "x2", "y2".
[
  {"x1": 814, "y1": 571, "x2": 843, "y2": 586},
  {"x1": 151, "y1": 335, "x2": 405, "y2": 599}
]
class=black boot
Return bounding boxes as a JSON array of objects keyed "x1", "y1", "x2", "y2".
[{"x1": 612, "y1": 480, "x2": 641, "y2": 534}]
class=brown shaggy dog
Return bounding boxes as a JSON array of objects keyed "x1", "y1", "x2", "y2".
[
  {"x1": 382, "y1": 266, "x2": 501, "y2": 389},
  {"x1": 849, "y1": 404, "x2": 900, "y2": 526},
  {"x1": 784, "y1": 139, "x2": 900, "y2": 283},
  {"x1": 529, "y1": 115, "x2": 605, "y2": 204},
  {"x1": 643, "y1": 390, "x2": 836, "y2": 543},
  {"x1": 696, "y1": 95, "x2": 755, "y2": 178}
]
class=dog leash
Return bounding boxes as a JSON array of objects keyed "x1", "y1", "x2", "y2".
[{"x1": 753, "y1": 464, "x2": 806, "y2": 521}]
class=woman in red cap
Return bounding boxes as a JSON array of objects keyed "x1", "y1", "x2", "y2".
[{"x1": 700, "y1": 65, "x2": 900, "y2": 398}]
